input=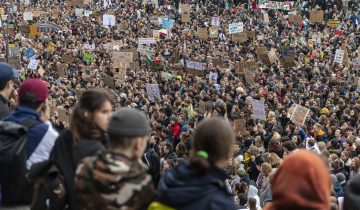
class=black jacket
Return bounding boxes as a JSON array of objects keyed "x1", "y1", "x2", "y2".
[
  {"x1": 50, "y1": 130, "x2": 106, "y2": 210},
  {"x1": 155, "y1": 164, "x2": 237, "y2": 210},
  {"x1": 0, "y1": 94, "x2": 10, "y2": 119}
]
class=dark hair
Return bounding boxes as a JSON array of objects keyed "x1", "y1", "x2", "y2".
[
  {"x1": 238, "y1": 193, "x2": 248, "y2": 206},
  {"x1": 71, "y1": 89, "x2": 112, "y2": 143},
  {"x1": 282, "y1": 141, "x2": 296, "y2": 152},
  {"x1": 176, "y1": 142, "x2": 188, "y2": 158},
  {"x1": 19, "y1": 92, "x2": 43, "y2": 110},
  {"x1": 190, "y1": 118, "x2": 235, "y2": 175},
  {"x1": 0, "y1": 80, "x2": 9, "y2": 91},
  {"x1": 165, "y1": 143, "x2": 173, "y2": 153}
]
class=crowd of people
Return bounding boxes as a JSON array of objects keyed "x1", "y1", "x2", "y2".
[{"x1": 0, "y1": 0, "x2": 360, "y2": 209}]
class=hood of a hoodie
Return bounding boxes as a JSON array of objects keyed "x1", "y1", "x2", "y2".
[{"x1": 156, "y1": 164, "x2": 233, "y2": 209}]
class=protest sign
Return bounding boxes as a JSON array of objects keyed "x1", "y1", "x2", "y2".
[
  {"x1": 138, "y1": 38, "x2": 157, "y2": 45},
  {"x1": 310, "y1": 10, "x2": 324, "y2": 23},
  {"x1": 122, "y1": 48, "x2": 138, "y2": 60},
  {"x1": 8, "y1": 56, "x2": 22, "y2": 70},
  {"x1": 228, "y1": 22, "x2": 243, "y2": 34},
  {"x1": 251, "y1": 99, "x2": 266, "y2": 120},
  {"x1": 146, "y1": 83, "x2": 161, "y2": 102},
  {"x1": 334, "y1": 49, "x2": 345, "y2": 64},
  {"x1": 352, "y1": 57, "x2": 360, "y2": 70},
  {"x1": 233, "y1": 119, "x2": 247, "y2": 134},
  {"x1": 118, "y1": 63, "x2": 127, "y2": 85},
  {"x1": 197, "y1": 28, "x2": 208, "y2": 39},
  {"x1": 257, "y1": 34, "x2": 264, "y2": 41},
  {"x1": 55, "y1": 63, "x2": 67, "y2": 77},
  {"x1": 244, "y1": 70, "x2": 255, "y2": 86},
  {"x1": 181, "y1": 4, "x2": 190, "y2": 23},
  {"x1": 24, "y1": 48, "x2": 36, "y2": 59},
  {"x1": 9, "y1": 46, "x2": 20, "y2": 57},
  {"x1": 19, "y1": 25, "x2": 30, "y2": 33},
  {"x1": 103, "y1": 14, "x2": 115, "y2": 27},
  {"x1": 209, "y1": 26, "x2": 218, "y2": 38},
  {"x1": 83, "y1": 52, "x2": 94, "y2": 63},
  {"x1": 281, "y1": 47, "x2": 296, "y2": 59},
  {"x1": 162, "y1": 18, "x2": 174, "y2": 29},
  {"x1": 290, "y1": 105, "x2": 310, "y2": 126},
  {"x1": 27, "y1": 59, "x2": 40, "y2": 70},
  {"x1": 232, "y1": 32, "x2": 248, "y2": 42},
  {"x1": 129, "y1": 62, "x2": 140, "y2": 71},
  {"x1": 112, "y1": 52, "x2": 133, "y2": 67},
  {"x1": 289, "y1": 14, "x2": 303, "y2": 24},
  {"x1": 268, "y1": 48, "x2": 279, "y2": 64},
  {"x1": 75, "y1": 8, "x2": 84, "y2": 17},
  {"x1": 247, "y1": 30, "x2": 256, "y2": 39},
  {"x1": 258, "y1": 0, "x2": 294, "y2": 10},
  {"x1": 29, "y1": 24, "x2": 40, "y2": 36},
  {"x1": 327, "y1": 19, "x2": 340, "y2": 28},
  {"x1": 211, "y1": 17, "x2": 220, "y2": 26},
  {"x1": 23, "y1": 11, "x2": 33, "y2": 21},
  {"x1": 186, "y1": 60, "x2": 204, "y2": 70},
  {"x1": 66, "y1": 0, "x2": 84, "y2": 7}
]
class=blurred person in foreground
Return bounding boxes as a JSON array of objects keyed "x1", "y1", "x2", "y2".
[
  {"x1": 0, "y1": 63, "x2": 16, "y2": 119},
  {"x1": 75, "y1": 108, "x2": 154, "y2": 210},
  {"x1": 149, "y1": 118, "x2": 237, "y2": 210},
  {"x1": 264, "y1": 150, "x2": 331, "y2": 210}
]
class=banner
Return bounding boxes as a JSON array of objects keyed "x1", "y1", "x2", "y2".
[
  {"x1": 258, "y1": 0, "x2": 294, "y2": 10},
  {"x1": 138, "y1": 38, "x2": 157, "y2": 45}
]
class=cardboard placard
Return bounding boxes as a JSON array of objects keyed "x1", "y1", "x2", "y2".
[
  {"x1": 122, "y1": 48, "x2": 138, "y2": 60},
  {"x1": 309, "y1": 10, "x2": 324, "y2": 23},
  {"x1": 209, "y1": 26, "x2": 218, "y2": 38},
  {"x1": 57, "y1": 108, "x2": 70, "y2": 124},
  {"x1": 263, "y1": 13, "x2": 269, "y2": 24},
  {"x1": 268, "y1": 49, "x2": 279, "y2": 64},
  {"x1": 29, "y1": 24, "x2": 40, "y2": 36},
  {"x1": 256, "y1": 47, "x2": 268, "y2": 56},
  {"x1": 181, "y1": 4, "x2": 190, "y2": 23},
  {"x1": 244, "y1": 70, "x2": 255, "y2": 86},
  {"x1": 289, "y1": 14, "x2": 303, "y2": 24},
  {"x1": 112, "y1": 52, "x2": 133, "y2": 68},
  {"x1": 290, "y1": 105, "x2": 310, "y2": 126},
  {"x1": 129, "y1": 62, "x2": 140, "y2": 71},
  {"x1": 327, "y1": 19, "x2": 340, "y2": 28},
  {"x1": 280, "y1": 57, "x2": 296, "y2": 68},
  {"x1": 232, "y1": 32, "x2": 248, "y2": 42},
  {"x1": 8, "y1": 56, "x2": 22, "y2": 70},
  {"x1": 66, "y1": 0, "x2": 84, "y2": 7},
  {"x1": 19, "y1": 25, "x2": 30, "y2": 33},
  {"x1": 212, "y1": 58, "x2": 224, "y2": 68},
  {"x1": 197, "y1": 28, "x2": 208, "y2": 39}
]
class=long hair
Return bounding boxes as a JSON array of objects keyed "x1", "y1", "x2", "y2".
[{"x1": 70, "y1": 89, "x2": 112, "y2": 143}]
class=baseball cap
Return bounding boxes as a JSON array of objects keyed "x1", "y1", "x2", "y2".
[
  {"x1": 107, "y1": 108, "x2": 151, "y2": 137},
  {"x1": 0, "y1": 62, "x2": 18, "y2": 87},
  {"x1": 19, "y1": 78, "x2": 49, "y2": 102}
]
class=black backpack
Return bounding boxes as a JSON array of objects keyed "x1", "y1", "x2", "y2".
[{"x1": 0, "y1": 119, "x2": 40, "y2": 205}]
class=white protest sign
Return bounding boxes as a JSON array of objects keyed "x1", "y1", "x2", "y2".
[
  {"x1": 23, "y1": 11, "x2": 33, "y2": 21},
  {"x1": 257, "y1": 35, "x2": 264, "y2": 40},
  {"x1": 28, "y1": 59, "x2": 40, "y2": 70},
  {"x1": 75, "y1": 8, "x2": 84, "y2": 17},
  {"x1": 186, "y1": 60, "x2": 204, "y2": 70},
  {"x1": 290, "y1": 105, "x2": 310, "y2": 126},
  {"x1": 84, "y1": 10, "x2": 92, "y2": 17},
  {"x1": 228, "y1": 22, "x2": 243, "y2": 34},
  {"x1": 334, "y1": 49, "x2": 345, "y2": 64},
  {"x1": 146, "y1": 83, "x2": 161, "y2": 102},
  {"x1": 102, "y1": 14, "x2": 116, "y2": 27},
  {"x1": 251, "y1": 99, "x2": 266, "y2": 120},
  {"x1": 211, "y1": 17, "x2": 220, "y2": 26},
  {"x1": 138, "y1": 38, "x2": 157, "y2": 45}
]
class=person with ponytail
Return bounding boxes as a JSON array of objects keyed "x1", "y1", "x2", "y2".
[{"x1": 149, "y1": 118, "x2": 237, "y2": 210}]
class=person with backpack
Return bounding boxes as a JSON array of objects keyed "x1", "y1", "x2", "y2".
[
  {"x1": 0, "y1": 78, "x2": 59, "y2": 208},
  {"x1": 149, "y1": 118, "x2": 237, "y2": 210},
  {"x1": 143, "y1": 136, "x2": 161, "y2": 185},
  {"x1": 0, "y1": 63, "x2": 16, "y2": 119},
  {"x1": 41, "y1": 89, "x2": 113, "y2": 210},
  {"x1": 74, "y1": 108, "x2": 155, "y2": 210}
]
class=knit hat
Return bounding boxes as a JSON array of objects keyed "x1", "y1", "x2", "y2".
[
  {"x1": 19, "y1": 78, "x2": 48, "y2": 102},
  {"x1": 107, "y1": 108, "x2": 151, "y2": 137},
  {"x1": 320, "y1": 108, "x2": 329, "y2": 115},
  {"x1": 237, "y1": 167, "x2": 247, "y2": 177}
]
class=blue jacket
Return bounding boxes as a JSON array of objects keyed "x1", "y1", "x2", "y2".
[
  {"x1": 155, "y1": 164, "x2": 237, "y2": 210},
  {"x1": 3, "y1": 105, "x2": 59, "y2": 169}
]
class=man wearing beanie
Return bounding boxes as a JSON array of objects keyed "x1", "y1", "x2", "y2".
[
  {"x1": 75, "y1": 108, "x2": 155, "y2": 210},
  {"x1": 0, "y1": 78, "x2": 59, "y2": 207},
  {"x1": 0, "y1": 63, "x2": 17, "y2": 119}
]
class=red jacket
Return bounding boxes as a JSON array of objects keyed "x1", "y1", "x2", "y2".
[{"x1": 170, "y1": 122, "x2": 181, "y2": 140}]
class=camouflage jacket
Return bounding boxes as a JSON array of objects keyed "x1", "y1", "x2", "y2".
[{"x1": 75, "y1": 150, "x2": 155, "y2": 210}]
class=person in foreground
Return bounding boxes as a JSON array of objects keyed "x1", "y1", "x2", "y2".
[
  {"x1": 264, "y1": 150, "x2": 331, "y2": 210},
  {"x1": 149, "y1": 117, "x2": 237, "y2": 210},
  {"x1": 75, "y1": 108, "x2": 155, "y2": 210}
]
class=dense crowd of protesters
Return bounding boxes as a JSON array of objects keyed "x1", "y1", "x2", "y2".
[{"x1": 0, "y1": 0, "x2": 360, "y2": 210}]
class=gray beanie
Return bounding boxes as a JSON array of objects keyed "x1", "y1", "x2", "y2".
[{"x1": 107, "y1": 108, "x2": 151, "y2": 137}]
